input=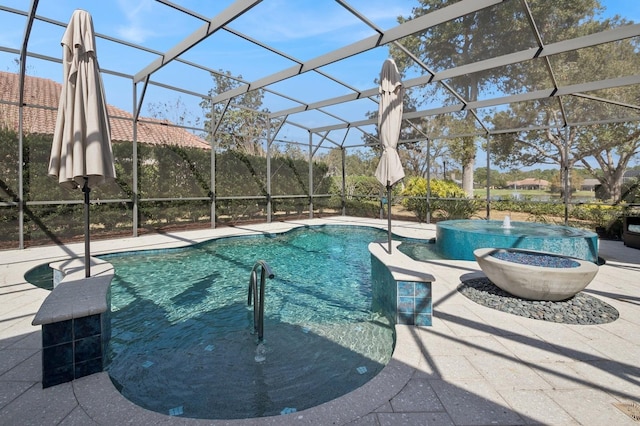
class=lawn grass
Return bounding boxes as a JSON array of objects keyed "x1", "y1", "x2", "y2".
[{"x1": 473, "y1": 188, "x2": 596, "y2": 201}]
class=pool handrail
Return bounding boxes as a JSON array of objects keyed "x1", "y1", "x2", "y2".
[{"x1": 247, "y1": 260, "x2": 274, "y2": 341}]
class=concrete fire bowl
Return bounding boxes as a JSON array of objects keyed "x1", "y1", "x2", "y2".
[{"x1": 473, "y1": 248, "x2": 599, "y2": 301}]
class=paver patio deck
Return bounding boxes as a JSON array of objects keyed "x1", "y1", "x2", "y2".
[{"x1": 1, "y1": 216, "x2": 639, "y2": 425}]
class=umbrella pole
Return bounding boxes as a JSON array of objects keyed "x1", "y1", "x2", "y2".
[
  {"x1": 387, "y1": 182, "x2": 392, "y2": 254},
  {"x1": 83, "y1": 177, "x2": 90, "y2": 278}
]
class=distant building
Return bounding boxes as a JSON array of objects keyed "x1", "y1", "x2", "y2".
[
  {"x1": 580, "y1": 172, "x2": 638, "y2": 192},
  {"x1": 581, "y1": 178, "x2": 600, "y2": 191},
  {"x1": 624, "y1": 169, "x2": 640, "y2": 183},
  {"x1": 506, "y1": 178, "x2": 549, "y2": 190}
]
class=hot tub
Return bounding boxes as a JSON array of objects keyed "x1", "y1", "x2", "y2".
[{"x1": 436, "y1": 219, "x2": 599, "y2": 262}]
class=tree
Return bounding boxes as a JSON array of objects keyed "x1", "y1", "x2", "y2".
[
  {"x1": 278, "y1": 143, "x2": 307, "y2": 161},
  {"x1": 396, "y1": 110, "x2": 453, "y2": 179},
  {"x1": 393, "y1": 0, "x2": 603, "y2": 197},
  {"x1": 400, "y1": 138, "x2": 449, "y2": 178},
  {"x1": 200, "y1": 70, "x2": 272, "y2": 156},
  {"x1": 475, "y1": 167, "x2": 507, "y2": 189},
  {"x1": 316, "y1": 147, "x2": 342, "y2": 178},
  {"x1": 146, "y1": 97, "x2": 202, "y2": 130},
  {"x1": 489, "y1": 11, "x2": 640, "y2": 202},
  {"x1": 579, "y1": 124, "x2": 640, "y2": 201}
]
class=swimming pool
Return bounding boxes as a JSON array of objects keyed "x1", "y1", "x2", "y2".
[{"x1": 103, "y1": 225, "x2": 395, "y2": 420}]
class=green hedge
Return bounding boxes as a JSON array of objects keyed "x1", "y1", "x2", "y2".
[{"x1": 0, "y1": 128, "x2": 332, "y2": 246}]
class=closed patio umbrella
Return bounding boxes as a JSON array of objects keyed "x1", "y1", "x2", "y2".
[
  {"x1": 48, "y1": 9, "x2": 116, "y2": 277},
  {"x1": 375, "y1": 58, "x2": 404, "y2": 253}
]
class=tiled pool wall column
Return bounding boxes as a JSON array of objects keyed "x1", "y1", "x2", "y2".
[
  {"x1": 32, "y1": 258, "x2": 113, "y2": 388},
  {"x1": 371, "y1": 255, "x2": 433, "y2": 326},
  {"x1": 40, "y1": 308, "x2": 111, "y2": 388}
]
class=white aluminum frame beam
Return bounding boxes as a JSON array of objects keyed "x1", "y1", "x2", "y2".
[
  {"x1": 133, "y1": 0, "x2": 262, "y2": 84},
  {"x1": 271, "y1": 23, "x2": 640, "y2": 123},
  {"x1": 211, "y1": 0, "x2": 503, "y2": 104},
  {"x1": 310, "y1": 75, "x2": 640, "y2": 135}
]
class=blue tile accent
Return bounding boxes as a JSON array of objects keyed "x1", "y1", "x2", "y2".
[
  {"x1": 397, "y1": 282, "x2": 414, "y2": 297},
  {"x1": 436, "y1": 219, "x2": 598, "y2": 262},
  {"x1": 415, "y1": 313, "x2": 433, "y2": 327},
  {"x1": 415, "y1": 297, "x2": 432, "y2": 315},
  {"x1": 371, "y1": 256, "x2": 433, "y2": 327},
  {"x1": 43, "y1": 342, "x2": 73, "y2": 370},
  {"x1": 397, "y1": 312, "x2": 414, "y2": 325},
  {"x1": 75, "y1": 357, "x2": 103, "y2": 379},
  {"x1": 74, "y1": 314, "x2": 101, "y2": 339},
  {"x1": 42, "y1": 363, "x2": 74, "y2": 388},
  {"x1": 40, "y1": 312, "x2": 108, "y2": 388},
  {"x1": 371, "y1": 255, "x2": 396, "y2": 320},
  {"x1": 415, "y1": 282, "x2": 431, "y2": 298},
  {"x1": 42, "y1": 320, "x2": 72, "y2": 347},
  {"x1": 75, "y1": 335, "x2": 102, "y2": 362},
  {"x1": 398, "y1": 296, "x2": 414, "y2": 313}
]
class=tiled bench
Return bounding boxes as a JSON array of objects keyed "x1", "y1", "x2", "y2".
[
  {"x1": 369, "y1": 241, "x2": 436, "y2": 326},
  {"x1": 32, "y1": 258, "x2": 114, "y2": 388}
]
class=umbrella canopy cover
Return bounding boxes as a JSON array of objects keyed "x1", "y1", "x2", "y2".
[
  {"x1": 48, "y1": 9, "x2": 116, "y2": 190},
  {"x1": 375, "y1": 58, "x2": 404, "y2": 187}
]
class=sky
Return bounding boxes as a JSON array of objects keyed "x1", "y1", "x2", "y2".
[
  {"x1": 0, "y1": 0, "x2": 418, "y2": 145},
  {"x1": 600, "y1": 0, "x2": 640, "y2": 21},
  {"x1": 0, "y1": 0, "x2": 638, "y2": 158}
]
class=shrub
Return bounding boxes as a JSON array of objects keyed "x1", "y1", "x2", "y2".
[
  {"x1": 571, "y1": 203, "x2": 624, "y2": 229},
  {"x1": 329, "y1": 175, "x2": 381, "y2": 199},
  {"x1": 492, "y1": 196, "x2": 566, "y2": 222},
  {"x1": 401, "y1": 177, "x2": 479, "y2": 221}
]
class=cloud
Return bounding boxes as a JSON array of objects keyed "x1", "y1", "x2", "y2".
[
  {"x1": 239, "y1": 8, "x2": 353, "y2": 41},
  {"x1": 232, "y1": 0, "x2": 411, "y2": 43},
  {"x1": 110, "y1": 0, "x2": 413, "y2": 46},
  {"x1": 116, "y1": 25, "x2": 156, "y2": 44},
  {"x1": 114, "y1": 0, "x2": 157, "y2": 43}
]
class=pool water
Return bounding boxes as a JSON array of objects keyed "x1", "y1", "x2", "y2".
[
  {"x1": 397, "y1": 238, "x2": 443, "y2": 261},
  {"x1": 103, "y1": 225, "x2": 395, "y2": 420}
]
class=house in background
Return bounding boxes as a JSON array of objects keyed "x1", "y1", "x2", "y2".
[
  {"x1": 0, "y1": 71, "x2": 209, "y2": 149},
  {"x1": 581, "y1": 178, "x2": 600, "y2": 191},
  {"x1": 624, "y1": 169, "x2": 640, "y2": 183},
  {"x1": 506, "y1": 178, "x2": 550, "y2": 190}
]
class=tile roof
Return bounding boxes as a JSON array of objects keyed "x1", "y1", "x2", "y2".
[{"x1": 0, "y1": 71, "x2": 210, "y2": 150}]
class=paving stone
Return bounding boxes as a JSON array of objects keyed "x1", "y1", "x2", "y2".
[
  {"x1": 0, "y1": 381, "x2": 77, "y2": 425},
  {"x1": 467, "y1": 355, "x2": 552, "y2": 391},
  {"x1": 0, "y1": 380, "x2": 33, "y2": 410},
  {"x1": 430, "y1": 379, "x2": 527, "y2": 425},
  {"x1": 498, "y1": 389, "x2": 579, "y2": 425},
  {"x1": 0, "y1": 348, "x2": 39, "y2": 376},
  {"x1": 549, "y1": 389, "x2": 638, "y2": 425},
  {"x1": 430, "y1": 355, "x2": 483, "y2": 381},
  {"x1": 390, "y1": 378, "x2": 444, "y2": 412},
  {"x1": 377, "y1": 412, "x2": 455, "y2": 426}
]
